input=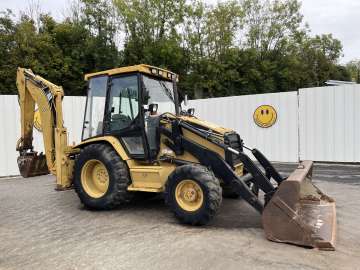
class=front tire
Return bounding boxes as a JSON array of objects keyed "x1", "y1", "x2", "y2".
[
  {"x1": 165, "y1": 165, "x2": 222, "y2": 225},
  {"x1": 74, "y1": 143, "x2": 133, "y2": 210}
]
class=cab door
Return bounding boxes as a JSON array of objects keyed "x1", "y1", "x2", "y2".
[
  {"x1": 104, "y1": 73, "x2": 148, "y2": 159},
  {"x1": 82, "y1": 75, "x2": 108, "y2": 140}
]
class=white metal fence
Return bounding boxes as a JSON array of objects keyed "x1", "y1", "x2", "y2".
[
  {"x1": 299, "y1": 85, "x2": 360, "y2": 162},
  {"x1": 1, "y1": 84, "x2": 359, "y2": 177},
  {"x1": 0, "y1": 95, "x2": 86, "y2": 176},
  {"x1": 189, "y1": 92, "x2": 299, "y2": 162}
]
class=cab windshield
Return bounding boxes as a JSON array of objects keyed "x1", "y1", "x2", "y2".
[{"x1": 142, "y1": 75, "x2": 176, "y2": 114}]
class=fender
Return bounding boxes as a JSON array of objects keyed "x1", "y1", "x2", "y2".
[{"x1": 74, "y1": 136, "x2": 130, "y2": 161}]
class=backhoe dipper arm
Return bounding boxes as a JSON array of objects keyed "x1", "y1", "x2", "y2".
[{"x1": 16, "y1": 68, "x2": 73, "y2": 189}]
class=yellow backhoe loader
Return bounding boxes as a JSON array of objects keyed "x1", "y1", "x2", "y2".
[{"x1": 16, "y1": 65, "x2": 336, "y2": 250}]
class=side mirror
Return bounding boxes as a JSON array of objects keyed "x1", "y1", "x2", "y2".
[
  {"x1": 184, "y1": 94, "x2": 189, "y2": 106},
  {"x1": 148, "y1": 103, "x2": 159, "y2": 114},
  {"x1": 187, "y1": 108, "x2": 195, "y2": 116}
]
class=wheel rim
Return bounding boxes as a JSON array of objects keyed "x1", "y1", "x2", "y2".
[
  {"x1": 81, "y1": 159, "x2": 109, "y2": 198},
  {"x1": 175, "y1": 179, "x2": 204, "y2": 212}
]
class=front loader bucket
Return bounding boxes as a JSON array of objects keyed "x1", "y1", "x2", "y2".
[
  {"x1": 262, "y1": 161, "x2": 336, "y2": 250},
  {"x1": 17, "y1": 152, "x2": 49, "y2": 178}
]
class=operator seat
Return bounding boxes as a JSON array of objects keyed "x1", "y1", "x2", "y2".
[{"x1": 111, "y1": 113, "x2": 132, "y2": 131}]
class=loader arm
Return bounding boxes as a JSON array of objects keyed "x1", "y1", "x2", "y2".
[
  {"x1": 160, "y1": 116, "x2": 336, "y2": 250},
  {"x1": 16, "y1": 68, "x2": 73, "y2": 189}
]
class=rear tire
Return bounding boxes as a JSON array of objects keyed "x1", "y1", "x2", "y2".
[
  {"x1": 165, "y1": 165, "x2": 222, "y2": 225},
  {"x1": 74, "y1": 143, "x2": 133, "y2": 210}
]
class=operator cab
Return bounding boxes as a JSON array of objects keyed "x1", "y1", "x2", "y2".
[{"x1": 82, "y1": 64, "x2": 179, "y2": 161}]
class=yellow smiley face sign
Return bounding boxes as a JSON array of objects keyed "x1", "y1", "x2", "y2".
[
  {"x1": 34, "y1": 109, "x2": 42, "y2": 132},
  {"x1": 253, "y1": 105, "x2": 277, "y2": 128}
]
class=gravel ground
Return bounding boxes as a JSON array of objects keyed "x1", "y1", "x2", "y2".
[{"x1": 0, "y1": 163, "x2": 359, "y2": 270}]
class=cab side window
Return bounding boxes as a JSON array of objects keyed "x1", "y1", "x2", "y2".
[
  {"x1": 82, "y1": 76, "x2": 108, "y2": 140},
  {"x1": 108, "y1": 75, "x2": 139, "y2": 132}
]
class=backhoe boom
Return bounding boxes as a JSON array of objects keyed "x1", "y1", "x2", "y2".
[{"x1": 16, "y1": 68, "x2": 73, "y2": 189}]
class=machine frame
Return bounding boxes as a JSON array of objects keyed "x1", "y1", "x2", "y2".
[{"x1": 15, "y1": 64, "x2": 336, "y2": 250}]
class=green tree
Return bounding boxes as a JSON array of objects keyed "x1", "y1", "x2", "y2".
[
  {"x1": 0, "y1": 0, "x2": 351, "y2": 97},
  {"x1": 346, "y1": 59, "x2": 360, "y2": 83},
  {"x1": 182, "y1": 0, "x2": 243, "y2": 97},
  {"x1": 243, "y1": 0, "x2": 304, "y2": 53},
  {"x1": 298, "y1": 34, "x2": 345, "y2": 86},
  {"x1": 114, "y1": 0, "x2": 186, "y2": 66},
  {"x1": 0, "y1": 0, "x2": 123, "y2": 95},
  {"x1": 79, "y1": 0, "x2": 121, "y2": 71},
  {"x1": 0, "y1": 10, "x2": 17, "y2": 94}
]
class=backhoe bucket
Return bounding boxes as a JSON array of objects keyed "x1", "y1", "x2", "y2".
[
  {"x1": 262, "y1": 161, "x2": 336, "y2": 250},
  {"x1": 17, "y1": 152, "x2": 49, "y2": 178}
]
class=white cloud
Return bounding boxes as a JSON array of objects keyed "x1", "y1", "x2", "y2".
[{"x1": 301, "y1": 0, "x2": 360, "y2": 63}]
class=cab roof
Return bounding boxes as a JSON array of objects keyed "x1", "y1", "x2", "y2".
[{"x1": 84, "y1": 64, "x2": 178, "y2": 81}]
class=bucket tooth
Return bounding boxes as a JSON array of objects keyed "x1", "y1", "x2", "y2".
[
  {"x1": 17, "y1": 152, "x2": 49, "y2": 178},
  {"x1": 262, "y1": 161, "x2": 336, "y2": 250}
]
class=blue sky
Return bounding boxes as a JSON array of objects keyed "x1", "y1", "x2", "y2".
[{"x1": 1, "y1": 0, "x2": 359, "y2": 63}]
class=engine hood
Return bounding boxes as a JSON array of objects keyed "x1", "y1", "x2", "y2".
[{"x1": 178, "y1": 115, "x2": 234, "y2": 136}]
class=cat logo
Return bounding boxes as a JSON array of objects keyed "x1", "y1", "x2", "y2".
[{"x1": 34, "y1": 109, "x2": 42, "y2": 132}]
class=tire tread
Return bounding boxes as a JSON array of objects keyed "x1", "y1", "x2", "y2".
[
  {"x1": 73, "y1": 143, "x2": 132, "y2": 210},
  {"x1": 165, "y1": 164, "x2": 222, "y2": 225}
]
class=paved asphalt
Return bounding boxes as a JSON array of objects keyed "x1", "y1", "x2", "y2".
[{"x1": 0, "y1": 163, "x2": 359, "y2": 270}]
